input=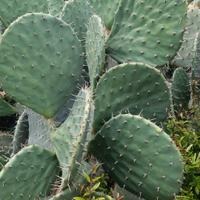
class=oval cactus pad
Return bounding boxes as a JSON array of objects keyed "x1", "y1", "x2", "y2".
[{"x1": 0, "y1": 13, "x2": 83, "y2": 118}]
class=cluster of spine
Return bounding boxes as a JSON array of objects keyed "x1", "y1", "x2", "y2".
[{"x1": 0, "y1": 0, "x2": 198, "y2": 200}]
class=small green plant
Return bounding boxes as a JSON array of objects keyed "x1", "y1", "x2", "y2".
[
  {"x1": 73, "y1": 163, "x2": 113, "y2": 200},
  {"x1": 167, "y1": 106, "x2": 200, "y2": 200}
]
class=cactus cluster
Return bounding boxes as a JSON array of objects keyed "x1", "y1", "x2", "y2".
[
  {"x1": 0, "y1": 0, "x2": 199, "y2": 200},
  {"x1": 171, "y1": 0, "x2": 200, "y2": 112}
]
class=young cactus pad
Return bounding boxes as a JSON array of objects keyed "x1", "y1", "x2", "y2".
[
  {"x1": 0, "y1": 13, "x2": 83, "y2": 118},
  {"x1": 51, "y1": 87, "x2": 93, "y2": 189},
  {"x1": 0, "y1": 145, "x2": 59, "y2": 200},
  {"x1": 171, "y1": 68, "x2": 191, "y2": 112},
  {"x1": 0, "y1": 0, "x2": 48, "y2": 27},
  {"x1": 107, "y1": 0, "x2": 187, "y2": 66},
  {"x1": 89, "y1": 114, "x2": 184, "y2": 200},
  {"x1": 86, "y1": 15, "x2": 106, "y2": 89},
  {"x1": 12, "y1": 111, "x2": 29, "y2": 154},
  {"x1": 94, "y1": 63, "x2": 171, "y2": 131}
]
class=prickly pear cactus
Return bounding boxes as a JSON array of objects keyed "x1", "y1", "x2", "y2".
[
  {"x1": 0, "y1": 13, "x2": 83, "y2": 118},
  {"x1": 51, "y1": 87, "x2": 93, "y2": 189},
  {"x1": 86, "y1": 15, "x2": 106, "y2": 89},
  {"x1": 89, "y1": 114, "x2": 184, "y2": 200},
  {"x1": 12, "y1": 111, "x2": 29, "y2": 154},
  {"x1": 173, "y1": 4, "x2": 200, "y2": 70},
  {"x1": 171, "y1": 68, "x2": 191, "y2": 112},
  {"x1": 0, "y1": 145, "x2": 59, "y2": 200},
  {"x1": 107, "y1": 0, "x2": 187, "y2": 66},
  {"x1": 27, "y1": 109, "x2": 54, "y2": 150},
  {"x1": 94, "y1": 63, "x2": 171, "y2": 131},
  {"x1": 0, "y1": 0, "x2": 188, "y2": 199}
]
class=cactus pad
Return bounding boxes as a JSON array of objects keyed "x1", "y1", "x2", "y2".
[
  {"x1": 89, "y1": 114, "x2": 184, "y2": 200},
  {"x1": 86, "y1": 15, "x2": 106, "y2": 89},
  {"x1": 173, "y1": 6, "x2": 200, "y2": 70},
  {"x1": 12, "y1": 111, "x2": 29, "y2": 154},
  {"x1": 0, "y1": 145, "x2": 59, "y2": 200},
  {"x1": 27, "y1": 109, "x2": 54, "y2": 150},
  {"x1": 89, "y1": 0, "x2": 120, "y2": 29},
  {"x1": 94, "y1": 63, "x2": 171, "y2": 131},
  {"x1": 107, "y1": 0, "x2": 187, "y2": 66},
  {"x1": 0, "y1": 98, "x2": 16, "y2": 117},
  {"x1": 51, "y1": 87, "x2": 93, "y2": 188},
  {"x1": 61, "y1": 0, "x2": 93, "y2": 41},
  {"x1": 0, "y1": 13, "x2": 83, "y2": 118},
  {"x1": 172, "y1": 68, "x2": 191, "y2": 112},
  {"x1": 0, "y1": 0, "x2": 48, "y2": 27}
]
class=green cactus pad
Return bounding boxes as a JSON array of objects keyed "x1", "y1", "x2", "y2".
[
  {"x1": 94, "y1": 63, "x2": 171, "y2": 131},
  {"x1": 173, "y1": 6, "x2": 200, "y2": 70},
  {"x1": 51, "y1": 87, "x2": 93, "y2": 189},
  {"x1": 89, "y1": 114, "x2": 184, "y2": 200},
  {"x1": 48, "y1": 0, "x2": 66, "y2": 17},
  {"x1": 107, "y1": 0, "x2": 186, "y2": 66},
  {"x1": 61, "y1": 0, "x2": 93, "y2": 41},
  {"x1": 89, "y1": 0, "x2": 120, "y2": 29},
  {"x1": 0, "y1": 0, "x2": 48, "y2": 27},
  {"x1": 27, "y1": 109, "x2": 54, "y2": 150},
  {"x1": 12, "y1": 111, "x2": 29, "y2": 154},
  {"x1": 172, "y1": 68, "x2": 191, "y2": 112},
  {"x1": 0, "y1": 13, "x2": 83, "y2": 118},
  {"x1": 0, "y1": 133, "x2": 13, "y2": 156},
  {"x1": 86, "y1": 15, "x2": 106, "y2": 89},
  {"x1": 0, "y1": 97, "x2": 16, "y2": 117},
  {"x1": 0, "y1": 145, "x2": 59, "y2": 200}
]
